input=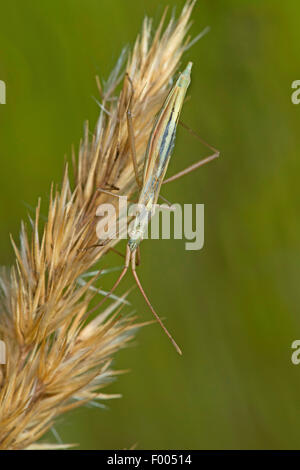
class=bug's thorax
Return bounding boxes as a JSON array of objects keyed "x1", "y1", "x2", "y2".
[{"x1": 128, "y1": 196, "x2": 154, "y2": 251}]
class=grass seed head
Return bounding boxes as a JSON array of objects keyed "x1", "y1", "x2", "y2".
[{"x1": 0, "y1": 0, "x2": 196, "y2": 449}]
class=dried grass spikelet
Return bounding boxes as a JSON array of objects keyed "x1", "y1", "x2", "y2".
[{"x1": 0, "y1": 0, "x2": 196, "y2": 450}]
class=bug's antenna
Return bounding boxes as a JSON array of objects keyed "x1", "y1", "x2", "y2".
[{"x1": 131, "y1": 252, "x2": 182, "y2": 355}]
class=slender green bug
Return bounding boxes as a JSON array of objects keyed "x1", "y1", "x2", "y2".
[{"x1": 95, "y1": 62, "x2": 219, "y2": 354}]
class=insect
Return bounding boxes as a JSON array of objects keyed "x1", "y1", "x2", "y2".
[{"x1": 95, "y1": 62, "x2": 220, "y2": 354}]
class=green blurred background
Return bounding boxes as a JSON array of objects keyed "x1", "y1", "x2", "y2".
[{"x1": 1, "y1": 0, "x2": 300, "y2": 449}]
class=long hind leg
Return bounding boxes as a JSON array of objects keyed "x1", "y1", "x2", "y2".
[{"x1": 130, "y1": 250, "x2": 182, "y2": 355}]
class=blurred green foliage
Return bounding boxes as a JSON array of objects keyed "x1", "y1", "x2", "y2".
[{"x1": 1, "y1": 0, "x2": 300, "y2": 449}]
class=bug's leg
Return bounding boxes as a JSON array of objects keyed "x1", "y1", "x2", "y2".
[
  {"x1": 81, "y1": 241, "x2": 107, "y2": 252},
  {"x1": 125, "y1": 74, "x2": 142, "y2": 189},
  {"x1": 88, "y1": 245, "x2": 131, "y2": 314},
  {"x1": 158, "y1": 194, "x2": 173, "y2": 206},
  {"x1": 109, "y1": 246, "x2": 126, "y2": 258},
  {"x1": 97, "y1": 188, "x2": 123, "y2": 198},
  {"x1": 163, "y1": 121, "x2": 220, "y2": 185},
  {"x1": 157, "y1": 197, "x2": 177, "y2": 212},
  {"x1": 130, "y1": 250, "x2": 182, "y2": 355},
  {"x1": 179, "y1": 120, "x2": 220, "y2": 152},
  {"x1": 135, "y1": 246, "x2": 141, "y2": 266},
  {"x1": 163, "y1": 153, "x2": 219, "y2": 184},
  {"x1": 103, "y1": 183, "x2": 120, "y2": 191},
  {"x1": 86, "y1": 244, "x2": 125, "y2": 256},
  {"x1": 97, "y1": 188, "x2": 137, "y2": 204}
]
